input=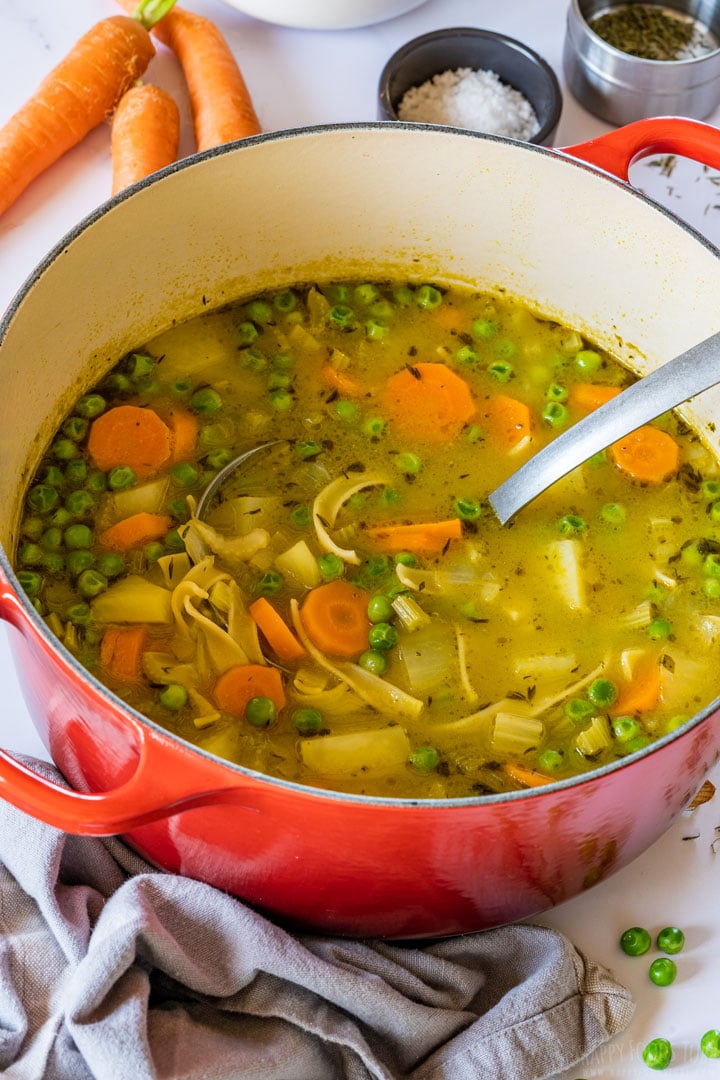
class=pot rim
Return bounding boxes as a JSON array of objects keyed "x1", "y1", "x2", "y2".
[{"x1": 2, "y1": 120, "x2": 719, "y2": 810}]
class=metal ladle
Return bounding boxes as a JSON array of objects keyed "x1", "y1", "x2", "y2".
[
  {"x1": 488, "y1": 329, "x2": 720, "y2": 525},
  {"x1": 196, "y1": 331, "x2": 720, "y2": 527}
]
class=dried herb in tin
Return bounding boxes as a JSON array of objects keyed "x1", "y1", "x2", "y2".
[{"x1": 589, "y1": 4, "x2": 702, "y2": 61}]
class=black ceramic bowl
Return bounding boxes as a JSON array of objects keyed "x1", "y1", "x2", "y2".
[{"x1": 378, "y1": 27, "x2": 563, "y2": 146}]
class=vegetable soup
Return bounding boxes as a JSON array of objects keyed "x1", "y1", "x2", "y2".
[{"x1": 13, "y1": 281, "x2": 720, "y2": 798}]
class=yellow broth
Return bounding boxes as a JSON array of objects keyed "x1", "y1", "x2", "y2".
[{"x1": 13, "y1": 281, "x2": 720, "y2": 798}]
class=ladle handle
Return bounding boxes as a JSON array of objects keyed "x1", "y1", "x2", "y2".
[{"x1": 488, "y1": 329, "x2": 720, "y2": 525}]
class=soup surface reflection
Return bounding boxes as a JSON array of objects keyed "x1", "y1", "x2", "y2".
[{"x1": 14, "y1": 281, "x2": 720, "y2": 797}]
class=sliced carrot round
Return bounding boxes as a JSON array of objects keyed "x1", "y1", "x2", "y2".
[
  {"x1": 300, "y1": 580, "x2": 371, "y2": 659},
  {"x1": 381, "y1": 362, "x2": 476, "y2": 443},
  {"x1": 213, "y1": 664, "x2": 286, "y2": 719},
  {"x1": 478, "y1": 394, "x2": 533, "y2": 451},
  {"x1": 609, "y1": 426, "x2": 680, "y2": 484},
  {"x1": 87, "y1": 404, "x2": 172, "y2": 478}
]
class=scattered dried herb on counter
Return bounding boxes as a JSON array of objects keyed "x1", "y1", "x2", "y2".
[{"x1": 589, "y1": 4, "x2": 714, "y2": 61}]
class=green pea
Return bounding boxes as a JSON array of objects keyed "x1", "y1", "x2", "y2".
[
  {"x1": 27, "y1": 484, "x2": 60, "y2": 513},
  {"x1": 269, "y1": 388, "x2": 293, "y2": 411},
  {"x1": 96, "y1": 553, "x2": 125, "y2": 578},
  {"x1": 240, "y1": 346, "x2": 267, "y2": 372},
  {"x1": 365, "y1": 320, "x2": 388, "y2": 341},
  {"x1": 647, "y1": 618, "x2": 672, "y2": 641},
  {"x1": 542, "y1": 402, "x2": 569, "y2": 428},
  {"x1": 62, "y1": 415, "x2": 89, "y2": 442},
  {"x1": 623, "y1": 733, "x2": 652, "y2": 754},
  {"x1": 702, "y1": 479, "x2": 720, "y2": 499},
  {"x1": 335, "y1": 400, "x2": 359, "y2": 422},
  {"x1": 656, "y1": 927, "x2": 684, "y2": 954},
  {"x1": 245, "y1": 299, "x2": 273, "y2": 324},
  {"x1": 705, "y1": 553, "x2": 720, "y2": 578},
  {"x1": 107, "y1": 465, "x2": 137, "y2": 491},
  {"x1": 364, "y1": 555, "x2": 391, "y2": 579},
  {"x1": 41, "y1": 527, "x2": 64, "y2": 552},
  {"x1": 17, "y1": 570, "x2": 43, "y2": 597},
  {"x1": 171, "y1": 462, "x2": 199, "y2": 488},
  {"x1": 396, "y1": 452, "x2": 422, "y2": 476},
  {"x1": 66, "y1": 549, "x2": 95, "y2": 576},
  {"x1": 587, "y1": 678, "x2": 617, "y2": 708},
  {"x1": 358, "y1": 649, "x2": 388, "y2": 675},
  {"x1": 317, "y1": 553, "x2": 344, "y2": 581},
  {"x1": 257, "y1": 570, "x2": 283, "y2": 596},
  {"x1": 537, "y1": 748, "x2": 564, "y2": 772},
  {"x1": 236, "y1": 321, "x2": 259, "y2": 346},
  {"x1": 704, "y1": 578, "x2": 720, "y2": 599},
  {"x1": 329, "y1": 305, "x2": 355, "y2": 328},
  {"x1": 160, "y1": 683, "x2": 189, "y2": 710},
  {"x1": 575, "y1": 349, "x2": 602, "y2": 374},
  {"x1": 204, "y1": 448, "x2": 232, "y2": 470},
  {"x1": 18, "y1": 543, "x2": 43, "y2": 567},
  {"x1": 701, "y1": 1030, "x2": 720, "y2": 1059},
  {"x1": 21, "y1": 516, "x2": 44, "y2": 540},
  {"x1": 42, "y1": 465, "x2": 66, "y2": 488},
  {"x1": 394, "y1": 551, "x2": 417, "y2": 568},
  {"x1": 368, "y1": 622, "x2": 398, "y2": 651},
  {"x1": 144, "y1": 542, "x2": 165, "y2": 563},
  {"x1": 392, "y1": 285, "x2": 413, "y2": 306},
  {"x1": 268, "y1": 371, "x2": 292, "y2": 390},
  {"x1": 471, "y1": 318, "x2": 498, "y2": 340},
  {"x1": 52, "y1": 438, "x2": 80, "y2": 461},
  {"x1": 565, "y1": 697, "x2": 595, "y2": 724},
  {"x1": 272, "y1": 352, "x2": 294, "y2": 371},
  {"x1": 546, "y1": 383, "x2": 568, "y2": 403},
  {"x1": 42, "y1": 551, "x2": 65, "y2": 574},
  {"x1": 245, "y1": 695, "x2": 276, "y2": 727},
  {"x1": 354, "y1": 283, "x2": 379, "y2": 306},
  {"x1": 414, "y1": 284, "x2": 442, "y2": 309},
  {"x1": 642, "y1": 1038, "x2": 672, "y2": 1070},
  {"x1": 558, "y1": 514, "x2": 586, "y2": 535},
  {"x1": 167, "y1": 496, "x2": 190, "y2": 523},
  {"x1": 77, "y1": 569, "x2": 108, "y2": 599},
  {"x1": 710, "y1": 501, "x2": 720, "y2": 522},
  {"x1": 454, "y1": 497, "x2": 482, "y2": 521},
  {"x1": 612, "y1": 716, "x2": 641, "y2": 743},
  {"x1": 601, "y1": 502, "x2": 625, "y2": 526},
  {"x1": 293, "y1": 707, "x2": 323, "y2": 735},
  {"x1": 273, "y1": 289, "x2": 298, "y2": 313},
  {"x1": 326, "y1": 283, "x2": 350, "y2": 304},
  {"x1": 381, "y1": 488, "x2": 402, "y2": 507},
  {"x1": 65, "y1": 490, "x2": 95, "y2": 518},
  {"x1": 191, "y1": 387, "x2": 223, "y2": 413},
  {"x1": 64, "y1": 460, "x2": 89, "y2": 488},
  {"x1": 456, "y1": 345, "x2": 478, "y2": 365},
  {"x1": 164, "y1": 530, "x2": 186, "y2": 553},
  {"x1": 127, "y1": 352, "x2": 155, "y2": 380},
  {"x1": 297, "y1": 440, "x2": 321, "y2": 460},
  {"x1": 65, "y1": 602, "x2": 91, "y2": 626},
  {"x1": 648, "y1": 958, "x2": 677, "y2": 987},
  {"x1": 369, "y1": 299, "x2": 394, "y2": 321},
  {"x1": 172, "y1": 378, "x2": 192, "y2": 397},
  {"x1": 76, "y1": 393, "x2": 106, "y2": 418},
  {"x1": 64, "y1": 523, "x2": 93, "y2": 550},
  {"x1": 85, "y1": 470, "x2": 107, "y2": 494},
  {"x1": 290, "y1": 505, "x2": 312, "y2": 528},
  {"x1": 488, "y1": 359, "x2": 514, "y2": 382},
  {"x1": 409, "y1": 745, "x2": 440, "y2": 772},
  {"x1": 620, "y1": 926, "x2": 651, "y2": 956},
  {"x1": 367, "y1": 594, "x2": 394, "y2": 623},
  {"x1": 362, "y1": 416, "x2": 386, "y2": 438},
  {"x1": 101, "y1": 372, "x2": 132, "y2": 395}
]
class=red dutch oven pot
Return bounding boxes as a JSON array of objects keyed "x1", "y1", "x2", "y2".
[{"x1": 2, "y1": 118, "x2": 720, "y2": 940}]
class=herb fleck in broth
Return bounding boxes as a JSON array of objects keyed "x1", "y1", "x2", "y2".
[{"x1": 14, "y1": 281, "x2": 720, "y2": 798}]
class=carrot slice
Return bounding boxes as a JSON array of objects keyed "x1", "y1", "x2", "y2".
[
  {"x1": 365, "y1": 518, "x2": 463, "y2": 555},
  {"x1": 87, "y1": 405, "x2": 172, "y2": 478},
  {"x1": 99, "y1": 512, "x2": 172, "y2": 552},
  {"x1": 609, "y1": 425, "x2": 680, "y2": 484},
  {"x1": 99, "y1": 625, "x2": 148, "y2": 682},
  {"x1": 111, "y1": 83, "x2": 180, "y2": 195},
  {"x1": 433, "y1": 305, "x2": 466, "y2": 332},
  {"x1": 503, "y1": 762, "x2": 555, "y2": 788},
  {"x1": 299, "y1": 580, "x2": 371, "y2": 659},
  {"x1": 569, "y1": 384, "x2": 622, "y2": 414},
  {"x1": 213, "y1": 663, "x2": 286, "y2": 718},
  {"x1": 478, "y1": 394, "x2": 533, "y2": 452},
  {"x1": 381, "y1": 363, "x2": 476, "y2": 442},
  {"x1": 609, "y1": 657, "x2": 662, "y2": 717},
  {"x1": 249, "y1": 597, "x2": 306, "y2": 663},
  {"x1": 166, "y1": 406, "x2": 199, "y2": 463}
]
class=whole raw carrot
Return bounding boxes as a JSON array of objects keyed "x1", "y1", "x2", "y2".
[
  {"x1": 122, "y1": 0, "x2": 262, "y2": 150},
  {"x1": 0, "y1": 16, "x2": 155, "y2": 218},
  {"x1": 111, "y1": 83, "x2": 180, "y2": 194}
]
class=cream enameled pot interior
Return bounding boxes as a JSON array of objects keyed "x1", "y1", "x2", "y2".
[{"x1": 3, "y1": 123, "x2": 720, "y2": 556}]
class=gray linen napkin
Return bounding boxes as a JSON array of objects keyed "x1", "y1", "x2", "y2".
[{"x1": 0, "y1": 757, "x2": 634, "y2": 1080}]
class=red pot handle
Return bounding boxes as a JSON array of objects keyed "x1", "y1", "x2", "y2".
[
  {"x1": 560, "y1": 117, "x2": 720, "y2": 183},
  {"x1": 0, "y1": 580, "x2": 252, "y2": 835}
]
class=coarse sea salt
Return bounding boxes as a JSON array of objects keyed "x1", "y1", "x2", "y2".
[{"x1": 397, "y1": 67, "x2": 539, "y2": 141}]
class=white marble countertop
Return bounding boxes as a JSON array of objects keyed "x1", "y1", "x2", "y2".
[{"x1": 3, "y1": 1, "x2": 720, "y2": 1076}]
